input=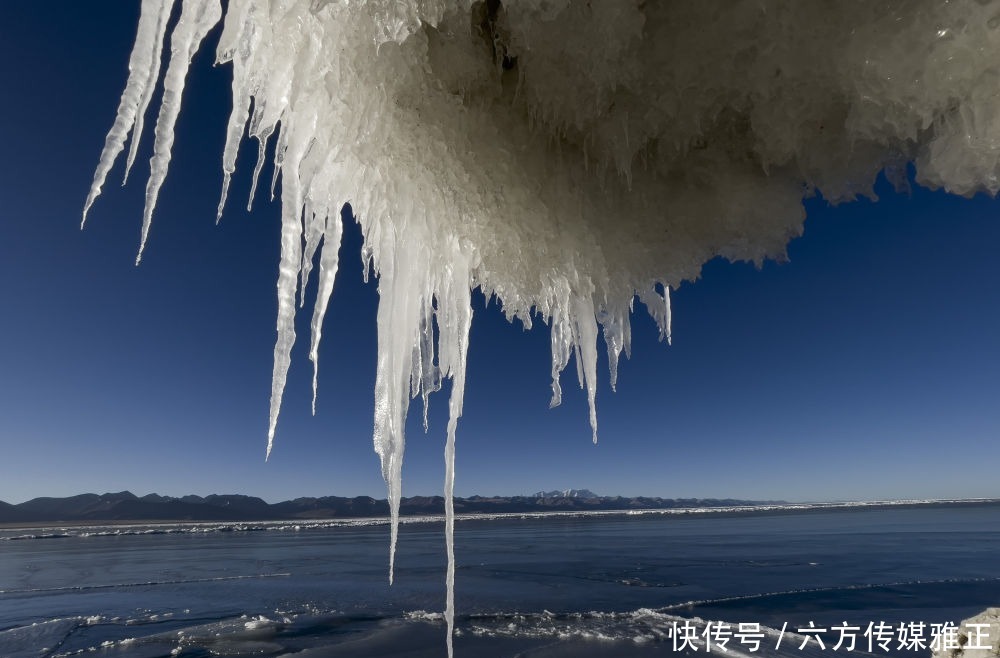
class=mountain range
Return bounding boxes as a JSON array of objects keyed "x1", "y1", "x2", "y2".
[{"x1": 0, "y1": 490, "x2": 785, "y2": 524}]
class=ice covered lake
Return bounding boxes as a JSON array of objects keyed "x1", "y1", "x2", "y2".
[{"x1": 1, "y1": 503, "x2": 998, "y2": 657}]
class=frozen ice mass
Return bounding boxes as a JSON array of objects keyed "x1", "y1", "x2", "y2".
[
  {"x1": 931, "y1": 608, "x2": 1000, "y2": 657},
  {"x1": 86, "y1": 0, "x2": 1000, "y2": 652}
]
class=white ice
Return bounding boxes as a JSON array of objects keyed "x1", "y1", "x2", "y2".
[
  {"x1": 87, "y1": 1, "x2": 1000, "y2": 654},
  {"x1": 931, "y1": 608, "x2": 1000, "y2": 657}
]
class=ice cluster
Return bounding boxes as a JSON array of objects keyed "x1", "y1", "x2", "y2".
[
  {"x1": 931, "y1": 608, "x2": 1000, "y2": 657},
  {"x1": 86, "y1": 0, "x2": 1000, "y2": 652}
]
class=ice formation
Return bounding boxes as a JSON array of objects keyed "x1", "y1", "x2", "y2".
[
  {"x1": 931, "y1": 608, "x2": 1000, "y2": 657},
  {"x1": 86, "y1": 0, "x2": 1000, "y2": 652}
]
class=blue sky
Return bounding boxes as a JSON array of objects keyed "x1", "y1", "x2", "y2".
[{"x1": 0, "y1": 4, "x2": 998, "y2": 504}]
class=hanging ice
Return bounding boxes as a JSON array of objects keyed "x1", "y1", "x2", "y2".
[{"x1": 87, "y1": 1, "x2": 1000, "y2": 653}]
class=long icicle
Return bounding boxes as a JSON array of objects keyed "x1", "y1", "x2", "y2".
[
  {"x1": 372, "y1": 221, "x2": 421, "y2": 584},
  {"x1": 437, "y1": 240, "x2": 473, "y2": 657},
  {"x1": 83, "y1": 0, "x2": 176, "y2": 227},
  {"x1": 136, "y1": 0, "x2": 222, "y2": 264},
  {"x1": 309, "y1": 208, "x2": 344, "y2": 414},
  {"x1": 265, "y1": 118, "x2": 309, "y2": 459},
  {"x1": 123, "y1": 0, "x2": 176, "y2": 186}
]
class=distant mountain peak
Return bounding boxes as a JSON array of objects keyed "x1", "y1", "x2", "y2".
[
  {"x1": 101, "y1": 491, "x2": 138, "y2": 501},
  {"x1": 533, "y1": 489, "x2": 600, "y2": 499}
]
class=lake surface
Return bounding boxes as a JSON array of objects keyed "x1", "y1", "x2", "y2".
[{"x1": 1, "y1": 503, "x2": 999, "y2": 656}]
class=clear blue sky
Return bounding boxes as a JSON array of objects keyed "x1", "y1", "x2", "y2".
[{"x1": 1, "y1": 4, "x2": 998, "y2": 504}]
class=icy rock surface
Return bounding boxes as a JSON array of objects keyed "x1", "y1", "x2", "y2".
[
  {"x1": 87, "y1": 0, "x2": 1000, "y2": 653},
  {"x1": 932, "y1": 608, "x2": 1000, "y2": 658}
]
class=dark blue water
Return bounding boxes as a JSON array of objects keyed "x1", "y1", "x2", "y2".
[{"x1": 1, "y1": 504, "x2": 998, "y2": 656}]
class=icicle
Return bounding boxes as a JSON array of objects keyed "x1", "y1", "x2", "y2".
[
  {"x1": 136, "y1": 0, "x2": 223, "y2": 264},
  {"x1": 270, "y1": 131, "x2": 286, "y2": 201},
  {"x1": 548, "y1": 308, "x2": 570, "y2": 408},
  {"x1": 572, "y1": 294, "x2": 600, "y2": 444},
  {"x1": 247, "y1": 126, "x2": 272, "y2": 211},
  {"x1": 573, "y1": 340, "x2": 585, "y2": 390},
  {"x1": 417, "y1": 298, "x2": 440, "y2": 432},
  {"x1": 547, "y1": 277, "x2": 573, "y2": 408},
  {"x1": 444, "y1": 412, "x2": 459, "y2": 658},
  {"x1": 265, "y1": 116, "x2": 310, "y2": 459},
  {"x1": 545, "y1": 278, "x2": 599, "y2": 443},
  {"x1": 664, "y1": 285, "x2": 672, "y2": 346},
  {"x1": 214, "y1": 0, "x2": 257, "y2": 222},
  {"x1": 308, "y1": 207, "x2": 344, "y2": 415},
  {"x1": 82, "y1": 0, "x2": 175, "y2": 227},
  {"x1": 638, "y1": 285, "x2": 671, "y2": 344},
  {"x1": 122, "y1": 0, "x2": 175, "y2": 187},
  {"x1": 214, "y1": 0, "x2": 252, "y2": 63},
  {"x1": 601, "y1": 302, "x2": 628, "y2": 392},
  {"x1": 439, "y1": 250, "x2": 473, "y2": 658},
  {"x1": 299, "y1": 199, "x2": 322, "y2": 306},
  {"x1": 372, "y1": 222, "x2": 421, "y2": 584}
]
